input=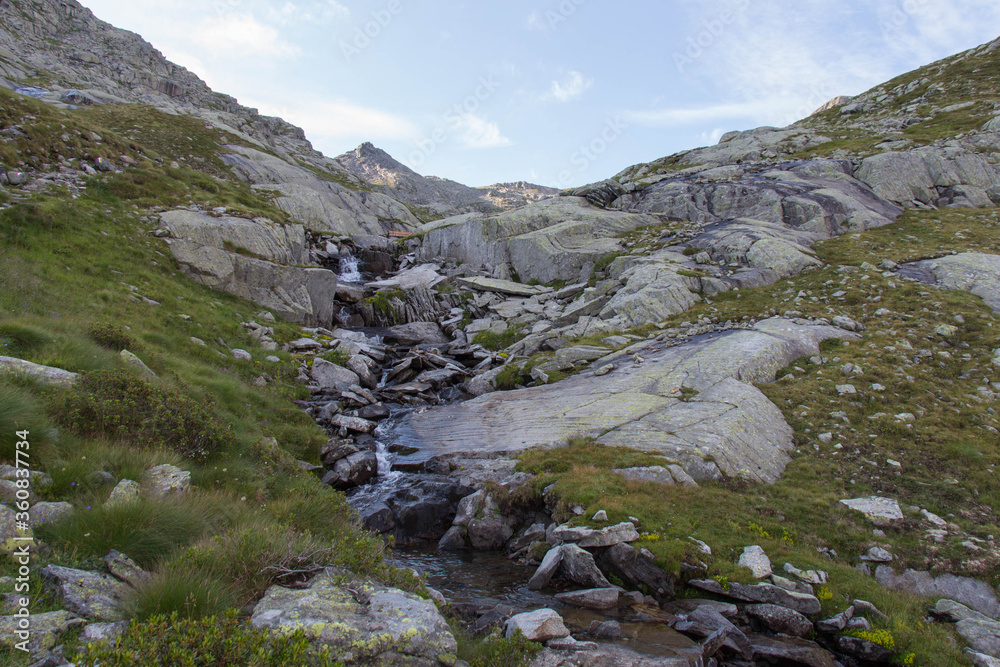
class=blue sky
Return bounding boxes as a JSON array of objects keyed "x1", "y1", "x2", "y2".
[{"x1": 79, "y1": 0, "x2": 1000, "y2": 188}]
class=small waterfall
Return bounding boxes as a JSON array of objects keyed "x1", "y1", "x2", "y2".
[{"x1": 338, "y1": 253, "x2": 364, "y2": 283}]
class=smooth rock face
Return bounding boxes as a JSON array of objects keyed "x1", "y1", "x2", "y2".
[
  {"x1": 40, "y1": 565, "x2": 130, "y2": 621},
  {"x1": 899, "y1": 253, "x2": 1000, "y2": 314},
  {"x1": 505, "y1": 608, "x2": 569, "y2": 641},
  {"x1": 0, "y1": 356, "x2": 77, "y2": 387},
  {"x1": 251, "y1": 571, "x2": 457, "y2": 665},
  {"x1": 876, "y1": 567, "x2": 1000, "y2": 619},
  {"x1": 395, "y1": 319, "x2": 856, "y2": 484}
]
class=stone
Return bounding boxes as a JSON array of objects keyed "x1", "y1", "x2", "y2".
[
  {"x1": 26, "y1": 502, "x2": 73, "y2": 529},
  {"x1": 0, "y1": 610, "x2": 85, "y2": 653},
  {"x1": 613, "y1": 466, "x2": 676, "y2": 485},
  {"x1": 968, "y1": 651, "x2": 1000, "y2": 667},
  {"x1": 311, "y1": 359, "x2": 361, "y2": 393},
  {"x1": 0, "y1": 357, "x2": 77, "y2": 388},
  {"x1": 738, "y1": 545, "x2": 772, "y2": 578},
  {"x1": 578, "y1": 522, "x2": 640, "y2": 548},
  {"x1": 528, "y1": 546, "x2": 564, "y2": 590},
  {"x1": 554, "y1": 588, "x2": 620, "y2": 610},
  {"x1": 836, "y1": 635, "x2": 894, "y2": 662},
  {"x1": 589, "y1": 620, "x2": 623, "y2": 639},
  {"x1": 143, "y1": 465, "x2": 190, "y2": 499},
  {"x1": 595, "y1": 543, "x2": 674, "y2": 598},
  {"x1": 322, "y1": 451, "x2": 378, "y2": 490},
  {"x1": 751, "y1": 634, "x2": 837, "y2": 667},
  {"x1": 839, "y1": 497, "x2": 904, "y2": 526},
  {"x1": 899, "y1": 253, "x2": 1000, "y2": 315},
  {"x1": 505, "y1": 608, "x2": 569, "y2": 642},
  {"x1": 328, "y1": 414, "x2": 377, "y2": 435},
  {"x1": 251, "y1": 571, "x2": 456, "y2": 664},
  {"x1": 104, "y1": 550, "x2": 148, "y2": 588},
  {"x1": 118, "y1": 350, "x2": 156, "y2": 377},
  {"x1": 559, "y1": 544, "x2": 613, "y2": 589},
  {"x1": 396, "y1": 319, "x2": 857, "y2": 485},
  {"x1": 745, "y1": 603, "x2": 813, "y2": 637},
  {"x1": 689, "y1": 579, "x2": 822, "y2": 615},
  {"x1": 456, "y1": 277, "x2": 552, "y2": 297},
  {"x1": 876, "y1": 568, "x2": 1000, "y2": 619},
  {"x1": 384, "y1": 322, "x2": 450, "y2": 346},
  {"x1": 862, "y1": 546, "x2": 894, "y2": 562},
  {"x1": 104, "y1": 479, "x2": 140, "y2": 508},
  {"x1": 80, "y1": 621, "x2": 127, "y2": 644},
  {"x1": 685, "y1": 607, "x2": 753, "y2": 660},
  {"x1": 231, "y1": 349, "x2": 252, "y2": 361},
  {"x1": 40, "y1": 565, "x2": 130, "y2": 621},
  {"x1": 437, "y1": 526, "x2": 467, "y2": 551},
  {"x1": 592, "y1": 510, "x2": 607, "y2": 522},
  {"x1": 467, "y1": 512, "x2": 513, "y2": 551}
]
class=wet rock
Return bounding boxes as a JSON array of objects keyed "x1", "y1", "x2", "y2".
[
  {"x1": 589, "y1": 619, "x2": 622, "y2": 639},
  {"x1": 437, "y1": 526, "x2": 467, "y2": 551},
  {"x1": 745, "y1": 603, "x2": 813, "y2": 637},
  {"x1": 505, "y1": 608, "x2": 569, "y2": 641},
  {"x1": 251, "y1": 570, "x2": 456, "y2": 664},
  {"x1": 528, "y1": 546, "x2": 565, "y2": 590},
  {"x1": 40, "y1": 565, "x2": 130, "y2": 621},
  {"x1": 322, "y1": 451, "x2": 377, "y2": 490},
  {"x1": 143, "y1": 465, "x2": 190, "y2": 499},
  {"x1": 689, "y1": 579, "x2": 822, "y2": 615},
  {"x1": 554, "y1": 588, "x2": 619, "y2": 610},
  {"x1": 357, "y1": 403, "x2": 391, "y2": 421}
]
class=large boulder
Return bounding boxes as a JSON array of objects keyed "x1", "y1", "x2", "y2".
[
  {"x1": 311, "y1": 359, "x2": 361, "y2": 392},
  {"x1": 159, "y1": 209, "x2": 307, "y2": 265},
  {"x1": 251, "y1": 571, "x2": 457, "y2": 665},
  {"x1": 855, "y1": 149, "x2": 1000, "y2": 207},
  {"x1": 0, "y1": 357, "x2": 77, "y2": 387}
]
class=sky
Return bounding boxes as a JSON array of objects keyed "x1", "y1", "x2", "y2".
[{"x1": 77, "y1": 0, "x2": 1000, "y2": 188}]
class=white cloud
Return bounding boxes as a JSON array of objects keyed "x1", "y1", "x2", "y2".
[
  {"x1": 191, "y1": 13, "x2": 300, "y2": 58},
  {"x1": 248, "y1": 98, "x2": 421, "y2": 142},
  {"x1": 624, "y1": 100, "x2": 788, "y2": 127},
  {"x1": 453, "y1": 113, "x2": 511, "y2": 149},
  {"x1": 526, "y1": 10, "x2": 545, "y2": 31},
  {"x1": 548, "y1": 71, "x2": 593, "y2": 103}
]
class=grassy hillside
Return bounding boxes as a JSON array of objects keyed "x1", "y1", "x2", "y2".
[{"x1": 0, "y1": 90, "x2": 415, "y2": 664}]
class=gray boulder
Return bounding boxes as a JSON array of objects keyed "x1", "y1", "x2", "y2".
[
  {"x1": 554, "y1": 588, "x2": 619, "y2": 610},
  {"x1": 252, "y1": 571, "x2": 455, "y2": 664},
  {"x1": 690, "y1": 579, "x2": 822, "y2": 615},
  {"x1": 143, "y1": 465, "x2": 190, "y2": 499},
  {"x1": 876, "y1": 567, "x2": 1000, "y2": 619},
  {"x1": 0, "y1": 357, "x2": 77, "y2": 388},
  {"x1": 898, "y1": 253, "x2": 1000, "y2": 314},
  {"x1": 311, "y1": 359, "x2": 361, "y2": 392},
  {"x1": 0, "y1": 610, "x2": 85, "y2": 653},
  {"x1": 26, "y1": 502, "x2": 73, "y2": 529},
  {"x1": 745, "y1": 603, "x2": 813, "y2": 637},
  {"x1": 40, "y1": 565, "x2": 130, "y2": 621},
  {"x1": 506, "y1": 608, "x2": 569, "y2": 642}
]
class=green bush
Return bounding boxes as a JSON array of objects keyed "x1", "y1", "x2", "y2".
[
  {"x1": 472, "y1": 327, "x2": 525, "y2": 352},
  {"x1": 457, "y1": 628, "x2": 542, "y2": 667},
  {"x1": 78, "y1": 611, "x2": 339, "y2": 666},
  {"x1": 60, "y1": 370, "x2": 237, "y2": 460},
  {"x1": 87, "y1": 323, "x2": 135, "y2": 352}
]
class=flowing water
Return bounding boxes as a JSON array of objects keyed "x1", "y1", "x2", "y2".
[{"x1": 338, "y1": 253, "x2": 364, "y2": 283}]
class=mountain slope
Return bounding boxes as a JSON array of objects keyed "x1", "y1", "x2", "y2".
[{"x1": 335, "y1": 142, "x2": 557, "y2": 219}]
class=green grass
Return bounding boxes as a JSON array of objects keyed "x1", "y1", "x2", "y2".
[{"x1": 472, "y1": 326, "x2": 526, "y2": 352}]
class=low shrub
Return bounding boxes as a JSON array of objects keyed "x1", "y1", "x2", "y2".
[
  {"x1": 456, "y1": 628, "x2": 542, "y2": 667},
  {"x1": 472, "y1": 327, "x2": 525, "y2": 352},
  {"x1": 60, "y1": 370, "x2": 237, "y2": 460},
  {"x1": 129, "y1": 565, "x2": 236, "y2": 620},
  {"x1": 87, "y1": 323, "x2": 135, "y2": 352},
  {"x1": 78, "y1": 611, "x2": 338, "y2": 666}
]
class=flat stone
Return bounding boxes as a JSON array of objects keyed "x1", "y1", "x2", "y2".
[
  {"x1": 689, "y1": 579, "x2": 822, "y2": 615},
  {"x1": 456, "y1": 276, "x2": 553, "y2": 297},
  {"x1": 613, "y1": 466, "x2": 676, "y2": 485},
  {"x1": 554, "y1": 588, "x2": 620, "y2": 610},
  {"x1": 875, "y1": 566, "x2": 1000, "y2": 619},
  {"x1": 311, "y1": 359, "x2": 361, "y2": 393},
  {"x1": 578, "y1": 522, "x2": 640, "y2": 548},
  {"x1": 26, "y1": 502, "x2": 73, "y2": 529},
  {"x1": 839, "y1": 496, "x2": 904, "y2": 526},
  {"x1": 751, "y1": 634, "x2": 837, "y2": 667}
]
